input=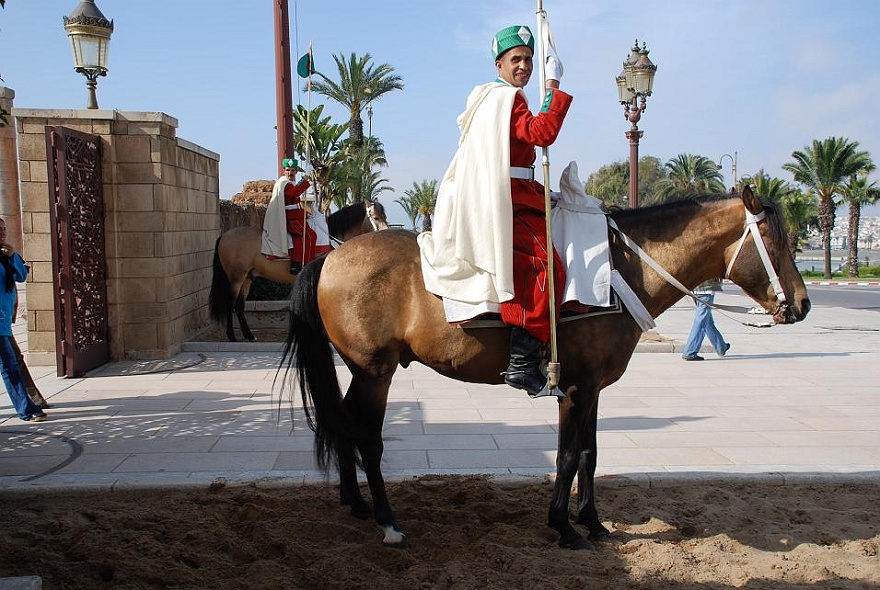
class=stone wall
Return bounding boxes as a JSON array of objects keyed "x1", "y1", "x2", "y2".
[
  {"x1": 0, "y1": 88, "x2": 23, "y2": 252},
  {"x1": 13, "y1": 108, "x2": 220, "y2": 363}
]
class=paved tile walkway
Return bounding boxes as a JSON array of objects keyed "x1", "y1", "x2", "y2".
[{"x1": 1, "y1": 287, "x2": 878, "y2": 491}]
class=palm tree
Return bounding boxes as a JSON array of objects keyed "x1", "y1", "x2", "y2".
[
  {"x1": 310, "y1": 53, "x2": 402, "y2": 202},
  {"x1": 360, "y1": 170, "x2": 394, "y2": 203},
  {"x1": 840, "y1": 168, "x2": 879, "y2": 277},
  {"x1": 400, "y1": 180, "x2": 438, "y2": 232},
  {"x1": 291, "y1": 105, "x2": 347, "y2": 212},
  {"x1": 310, "y1": 52, "x2": 403, "y2": 151},
  {"x1": 394, "y1": 196, "x2": 420, "y2": 230},
  {"x1": 783, "y1": 136, "x2": 872, "y2": 278},
  {"x1": 742, "y1": 170, "x2": 818, "y2": 255},
  {"x1": 654, "y1": 154, "x2": 725, "y2": 203}
]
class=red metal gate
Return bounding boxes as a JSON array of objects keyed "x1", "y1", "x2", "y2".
[{"x1": 45, "y1": 126, "x2": 109, "y2": 377}]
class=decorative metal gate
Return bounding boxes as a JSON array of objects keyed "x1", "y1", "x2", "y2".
[{"x1": 45, "y1": 126, "x2": 109, "y2": 377}]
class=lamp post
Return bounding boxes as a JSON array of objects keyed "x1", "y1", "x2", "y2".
[
  {"x1": 615, "y1": 40, "x2": 657, "y2": 208},
  {"x1": 367, "y1": 103, "x2": 373, "y2": 137},
  {"x1": 63, "y1": 0, "x2": 113, "y2": 110},
  {"x1": 717, "y1": 151, "x2": 738, "y2": 192}
]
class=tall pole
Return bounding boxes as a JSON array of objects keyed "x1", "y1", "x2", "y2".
[
  {"x1": 274, "y1": 0, "x2": 295, "y2": 177},
  {"x1": 536, "y1": 0, "x2": 560, "y2": 392},
  {"x1": 625, "y1": 97, "x2": 643, "y2": 208}
]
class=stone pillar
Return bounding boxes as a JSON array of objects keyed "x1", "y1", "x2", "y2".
[
  {"x1": 14, "y1": 108, "x2": 220, "y2": 364},
  {"x1": 0, "y1": 87, "x2": 23, "y2": 251}
]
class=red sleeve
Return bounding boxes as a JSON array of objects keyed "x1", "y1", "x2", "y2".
[
  {"x1": 510, "y1": 89, "x2": 573, "y2": 148},
  {"x1": 283, "y1": 180, "x2": 311, "y2": 205}
]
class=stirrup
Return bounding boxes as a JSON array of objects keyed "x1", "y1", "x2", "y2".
[{"x1": 529, "y1": 383, "x2": 566, "y2": 399}]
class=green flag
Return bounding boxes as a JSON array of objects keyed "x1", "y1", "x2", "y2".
[{"x1": 297, "y1": 50, "x2": 314, "y2": 78}]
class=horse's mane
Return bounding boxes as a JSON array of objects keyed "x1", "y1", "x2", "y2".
[
  {"x1": 327, "y1": 201, "x2": 367, "y2": 239},
  {"x1": 609, "y1": 192, "x2": 786, "y2": 245}
]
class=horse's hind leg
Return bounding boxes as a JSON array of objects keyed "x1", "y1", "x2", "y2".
[
  {"x1": 345, "y1": 370, "x2": 408, "y2": 548},
  {"x1": 338, "y1": 394, "x2": 371, "y2": 520},
  {"x1": 235, "y1": 278, "x2": 256, "y2": 342}
]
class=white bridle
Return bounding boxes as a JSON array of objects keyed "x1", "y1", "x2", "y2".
[
  {"x1": 724, "y1": 209, "x2": 787, "y2": 305},
  {"x1": 608, "y1": 205, "x2": 788, "y2": 327}
]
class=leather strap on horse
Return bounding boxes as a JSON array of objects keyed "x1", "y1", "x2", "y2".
[{"x1": 607, "y1": 217, "x2": 776, "y2": 328}]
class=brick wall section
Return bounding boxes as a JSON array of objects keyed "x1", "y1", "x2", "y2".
[{"x1": 12, "y1": 109, "x2": 220, "y2": 363}]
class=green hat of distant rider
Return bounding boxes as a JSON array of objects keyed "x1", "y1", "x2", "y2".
[
  {"x1": 282, "y1": 157, "x2": 301, "y2": 171},
  {"x1": 492, "y1": 25, "x2": 534, "y2": 59}
]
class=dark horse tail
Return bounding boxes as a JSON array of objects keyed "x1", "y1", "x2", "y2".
[
  {"x1": 208, "y1": 235, "x2": 230, "y2": 324},
  {"x1": 282, "y1": 255, "x2": 356, "y2": 470}
]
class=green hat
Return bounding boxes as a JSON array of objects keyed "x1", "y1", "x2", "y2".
[
  {"x1": 281, "y1": 157, "x2": 301, "y2": 170},
  {"x1": 492, "y1": 25, "x2": 534, "y2": 59}
]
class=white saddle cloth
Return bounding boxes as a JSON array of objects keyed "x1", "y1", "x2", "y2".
[{"x1": 438, "y1": 161, "x2": 655, "y2": 332}]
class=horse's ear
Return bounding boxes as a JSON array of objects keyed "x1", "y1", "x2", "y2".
[{"x1": 741, "y1": 185, "x2": 763, "y2": 215}]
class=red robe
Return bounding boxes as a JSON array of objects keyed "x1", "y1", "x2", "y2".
[
  {"x1": 499, "y1": 88, "x2": 573, "y2": 343},
  {"x1": 284, "y1": 180, "x2": 332, "y2": 264}
]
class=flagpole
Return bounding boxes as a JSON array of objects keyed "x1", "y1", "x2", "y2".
[
  {"x1": 536, "y1": 0, "x2": 560, "y2": 391},
  {"x1": 302, "y1": 42, "x2": 314, "y2": 268}
]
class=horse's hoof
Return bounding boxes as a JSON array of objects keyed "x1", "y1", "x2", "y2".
[
  {"x1": 558, "y1": 535, "x2": 593, "y2": 551},
  {"x1": 589, "y1": 529, "x2": 618, "y2": 544},
  {"x1": 381, "y1": 526, "x2": 409, "y2": 549},
  {"x1": 383, "y1": 535, "x2": 410, "y2": 550},
  {"x1": 246, "y1": 336, "x2": 257, "y2": 342}
]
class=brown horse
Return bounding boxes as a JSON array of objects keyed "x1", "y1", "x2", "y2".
[
  {"x1": 283, "y1": 187, "x2": 810, "y2": 549},
  {"x1": 209, "y1": 199, "x2": 388, "y2": 341}
]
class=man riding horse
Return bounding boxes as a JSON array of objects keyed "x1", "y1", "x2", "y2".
[
  {"x1": 262, "y1": 158, "x2": 332, "y2": 273},
  {"x1": 419, "y1": 25, "x2": 572, "y2": 397}
]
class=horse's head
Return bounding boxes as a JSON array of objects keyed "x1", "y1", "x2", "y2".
[
  {"x1": 365, "y1": 199, "x2": 389, "y2": 232},
  {"x1": 725, "y1": 186, "x2": 810, "y2": 324}
]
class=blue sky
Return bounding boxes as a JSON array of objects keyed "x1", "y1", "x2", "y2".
[{"x1": 2, "y1": 0, "x2": 879, "y2": 225}]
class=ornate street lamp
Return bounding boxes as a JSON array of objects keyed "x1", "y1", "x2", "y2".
[
  {"x1": 717, "y1": 151, "x2": 738, "y2": 192},
  {"x1": 616, "y1": 40, "x2": 657, "y2": 208},
  {"x1": 63, "y1": 0, "x2": 114, "y2": 110}
]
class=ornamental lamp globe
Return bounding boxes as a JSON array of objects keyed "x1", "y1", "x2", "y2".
[{"x1": 63, "y1": 0, "x2": 114, "y2": 109}]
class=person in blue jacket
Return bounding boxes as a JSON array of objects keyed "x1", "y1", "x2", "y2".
[{"x1": 0, "y1": 217, "x2": 46, "y2": 422}]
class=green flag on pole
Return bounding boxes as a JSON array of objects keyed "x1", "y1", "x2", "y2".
[{"x1": 297, "y1": 49, "x2": 315, "y2": 78}]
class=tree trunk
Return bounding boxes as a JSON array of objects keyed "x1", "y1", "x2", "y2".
[
  {"x1": 787, "y1": 230, "x2": 799, "y2": 258},
  {"x1": 817, "y1": 196, "x2": 835, "y2": 279},
  {"x1": 847, "y1": 204, "x2": 861, "y2": 278}
]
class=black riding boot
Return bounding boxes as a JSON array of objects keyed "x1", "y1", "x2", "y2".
[
  {"x1": 504, "y1": 327, "x2": 547, "y2": 397},
  {"x1": 290, "y1": 260, "x2": 302, "y2": 275}
]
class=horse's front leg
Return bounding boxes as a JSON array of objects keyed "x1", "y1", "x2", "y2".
[
  {"x1": 575, "y1": 394, "x2": 612, "y2": 541},
  {"x1": 548, "y1": 396, "x2": 591, "y2": 550}
]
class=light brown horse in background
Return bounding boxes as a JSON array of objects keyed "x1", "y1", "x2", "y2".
[
  {"x1": 209, "y1": 199, "x2": 388, "y2": 341},
  {"x1": 283, "y1": 187, "x2": 810, "y2": 550}
]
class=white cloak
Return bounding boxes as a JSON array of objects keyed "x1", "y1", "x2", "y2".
[
  {"x1": 261, "y1": 176, "x2": 291, "y2": 258},
  {"x1": 418, "y1": 82, "x2": 520, "y2": 305}
]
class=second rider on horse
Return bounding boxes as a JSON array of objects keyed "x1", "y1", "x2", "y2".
[{"x1": 261, "y1": 158, "x2": 332, "y2": 273}]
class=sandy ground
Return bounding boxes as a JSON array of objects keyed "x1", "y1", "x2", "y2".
[{"x1": 1, "y1": 475, "x2": 877, "y2": 589}]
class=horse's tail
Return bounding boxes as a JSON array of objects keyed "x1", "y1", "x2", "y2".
[
  {"x1": 208, "y1": 235, "x2": 230, "y2": 324},
  {"x1": 281, "y1": 255, "x2": 354, "y2": 470}
]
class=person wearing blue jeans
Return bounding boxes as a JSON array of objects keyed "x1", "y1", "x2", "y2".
[
  {"x1": 0, "y1": 217, "x2": 46, "y2": 422},
  {"x1": 682, "y1": 278, "x2": 730, "y2": 361}
]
